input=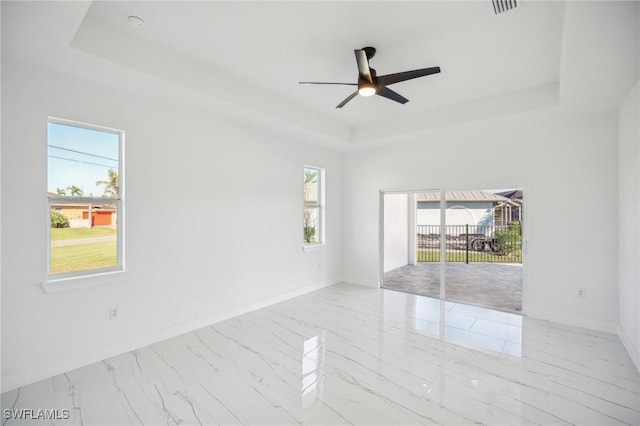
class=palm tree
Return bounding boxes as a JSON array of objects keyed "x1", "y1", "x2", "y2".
[
  {"x1": 67, "y1": 185, "x2": 83, "y2": 196},
  {"x1": 96, "y1": 169, "x2": 119, "y2": 198},
  {"x1": 304, "y1": 169, "x2": 318, "y2": 201},
  {"x1": 55, "y1": 187, "x2": 66, "y2": 196}
]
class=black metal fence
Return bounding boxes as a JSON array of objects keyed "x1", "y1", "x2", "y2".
[{"x1": 417, "y1": 223, "x2": 522, "y2": 263}]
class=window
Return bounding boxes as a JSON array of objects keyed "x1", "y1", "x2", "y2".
[
  {"x1": 47, "y1": 119, "x2": 123, "y2": 279},
  {"x1": 303, "y1": 166, "x2": 324, "y2": 244}
]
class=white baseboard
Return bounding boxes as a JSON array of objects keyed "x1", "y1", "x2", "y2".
[
  {"x1": 2, "y1": 280, "x2": 337, "y2": 393},
  {"x1": 526, "y1": 308, "x2": 618, "y2": 334},
  {"x1": 618, "y1": 324, "x2": 640, "y2": 374}
]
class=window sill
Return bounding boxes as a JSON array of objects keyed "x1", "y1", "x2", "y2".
[
  {"x1": 302, "y1": 243, "x2": 326, "y2": 253},
  {"x1": 42, "y1": 270, "x2": 125, "y2": 294}
]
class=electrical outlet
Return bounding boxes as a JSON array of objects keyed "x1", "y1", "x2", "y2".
[
  {"x1": 578, "y1": 289, "x2": 586, "y2": 298},
  {"x1": 109, "y1": 308, "x2": 119, "y2": 320}
]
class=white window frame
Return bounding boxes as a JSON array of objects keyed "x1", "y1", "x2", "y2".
[
  {"x1": 303, "y1": 165, "x2": 325, "y2": 245},
  {"x1": 46, "y1": 117, "x2": 125, "y2": 283}
]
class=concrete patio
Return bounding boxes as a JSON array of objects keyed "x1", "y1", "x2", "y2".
[{"x1": 383, "y1": 262, "x2": 522, "y2": 312}]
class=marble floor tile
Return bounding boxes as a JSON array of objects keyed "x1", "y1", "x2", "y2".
[
  {"x1": 470, "y1": 318, "x2": 523, "y2": 343},
  {"x1": 449, "y1": 302, "x2": 524, "y2": 327},
  {"x1": 2, "y1": 283, "x2": 639, "y2": 425}
]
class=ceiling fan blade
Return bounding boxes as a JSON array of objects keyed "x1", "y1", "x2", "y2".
[
  {"x1": 299, "y1": 82, "x2": 357, "y2": 86},
  {"x1": 376, "y1": 86, "x2": 409, "y2": 104},
  {"x1": 336, "y1": 91, "x2": 359, "y2": 109},
  {"x1": 378, "y1": 67, "x2": 441, "y2": 86},
  {"x1": 354, "y1": 49, "x2": 373, "y2": 83}
]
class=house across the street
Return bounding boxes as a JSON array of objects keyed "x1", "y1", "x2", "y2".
[{"x1": 417, "y1": 190, "x2": 522, "y2": 227}]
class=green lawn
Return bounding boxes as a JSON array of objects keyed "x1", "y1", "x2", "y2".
[
  {"x1": 51, "y1": 227, "x2": 116, "y2": 240},
  {"x1": 418, "y1": 250, "x2": 522, "y2": 264},
  {"x1": 51, "y1": 241, "x2": 117, "y2": 274}
]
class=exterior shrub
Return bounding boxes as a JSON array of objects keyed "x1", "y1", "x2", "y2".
[
  {"x1": 50, "y1": 210, "x2": 70, "y2": 228},
  {"x1": 304, "y1": 226, "x2": 316, "y2": 243},
  {"x1": 495, "y1": 221, "x2": 521, "y2": 256}
]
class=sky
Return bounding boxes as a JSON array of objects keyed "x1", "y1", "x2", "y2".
[{"x1": 47, "y1": 122, "x2": 119, "y2": 197}]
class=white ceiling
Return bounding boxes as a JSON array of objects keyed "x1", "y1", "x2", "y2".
[{"x1": 3, "y1": 1, "x2": 639, "y2": 147}]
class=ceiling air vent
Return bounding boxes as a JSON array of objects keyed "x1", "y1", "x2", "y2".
[{"x1": 492, "y1": 0, "x2": 518, "y2": 15}]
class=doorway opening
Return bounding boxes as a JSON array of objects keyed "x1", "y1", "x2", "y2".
[{"x1": 382, "y1": 189, "x2": 524, "y2": 313}]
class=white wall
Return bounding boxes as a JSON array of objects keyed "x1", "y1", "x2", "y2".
[
  {"x1": 383, "y1": 193, "x2": 408, "y2": 272},
  {"x1": 0, "y1": 1, "x2": 3, "y2": 388},
  {"x1": 618, "y1": 81, "x2": 640, "y2": 372},
  {"x1": 343, "y1": 111, "x2": 619, "y2": 333},
  {"x1": 1, "y1": 61, "x2": 343, "y2": 391}
]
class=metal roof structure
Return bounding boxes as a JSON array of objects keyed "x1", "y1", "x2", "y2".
[{"x1": 416, "y1": 191, "x2": 510, "y2": 203}]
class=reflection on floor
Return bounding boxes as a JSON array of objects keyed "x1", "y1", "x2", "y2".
[
  {"x1": 402, "y1": 292, "x2": 523, "y2": 356},
  {"x1": 384, "y1": 262, "x2": 522, "y2": 312},
  {"x1": 2, "y1": 284, "x2": 638, "y2": 425}
]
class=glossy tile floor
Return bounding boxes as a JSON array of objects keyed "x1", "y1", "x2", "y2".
[{"x1": 2, "y1": 283, "x2": 639, "y2": 425}]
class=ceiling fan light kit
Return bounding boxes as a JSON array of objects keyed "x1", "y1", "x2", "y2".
[
  {"x1": 358, "y1": 83, "x2": 376, "y2": 97},
  {"x1": 299, "y1": 46, "x2": 441, "y2": 108}
]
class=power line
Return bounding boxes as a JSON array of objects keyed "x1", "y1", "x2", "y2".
[
  {"x1": 48, "y1": 144, "x2": 118, "y2": 162},
  {"x1": 48, "y1": 155, "x2": 114, "y2": 169}
]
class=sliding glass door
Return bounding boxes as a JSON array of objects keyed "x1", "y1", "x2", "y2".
[{"x1": 381, "y1": 188, "x2": 524, "y2": 314}]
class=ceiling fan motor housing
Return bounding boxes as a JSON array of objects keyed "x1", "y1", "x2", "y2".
[
  {"x1": 363, "y1": 46, "x2": 376, "y2": 60},
  {"x1": 358, "y1": 68, "x2": 378, "y2": 95}
]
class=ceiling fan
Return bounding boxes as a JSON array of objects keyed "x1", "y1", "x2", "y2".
[{"x1": 299, "y1": 47, "x2": 441, "y2": 108}]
